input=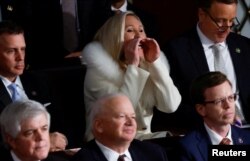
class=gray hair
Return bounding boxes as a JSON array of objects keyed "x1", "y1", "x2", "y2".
[
  {"x1": 90, "y1": 93, "x2": 127, "y2": 130},
  {"x1": 0, "y1": 100, "x2": 50, "y2": 143}
]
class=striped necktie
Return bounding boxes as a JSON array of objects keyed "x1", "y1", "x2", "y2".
[{"x1": 219, "y1": 138, "x2": 231, "y2": 145}]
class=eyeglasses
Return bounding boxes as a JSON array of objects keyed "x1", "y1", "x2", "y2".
[
  {"x1": 203, "y1": 93, "x2": 238, "y2": 106},
  {"x1": 203, "y1": 9, "x2": 240, "y2": 32}
]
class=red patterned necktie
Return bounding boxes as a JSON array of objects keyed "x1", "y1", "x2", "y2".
[
  {"x1": 118, "y1": 154, "x2": 126, "y2": 161},
  {"x1": 219, "y1": 138, "x2": 231, "y2": 145}
]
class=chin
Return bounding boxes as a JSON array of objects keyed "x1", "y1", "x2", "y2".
[{"x1": 35, "y1": 152, "x2": 49, "y2": 160}]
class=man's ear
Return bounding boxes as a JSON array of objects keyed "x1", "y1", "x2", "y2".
[
  {"x1": 5, "y1": 133, "x2": 16, "y2": 149},
  {"x1": 196, "y1": 104, "x2": 206, "y2": 117},
  {"x1": 198, "y1": 8, "x2": 206, "y2": 21},
  {"x1": 94, "y1": 119, "x2": 103, "y2": 133}
]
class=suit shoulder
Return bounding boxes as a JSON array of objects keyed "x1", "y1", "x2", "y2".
[
  {"x1": 179, "y1": 129, "x2": 202, "y2": 145},
  {"x1": 131, "y1": 139, "x2": 165, "y2": 152}
]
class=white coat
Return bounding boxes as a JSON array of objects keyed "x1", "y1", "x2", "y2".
[{"x1": 82, "y1": 41, "x2": 181, "y2": 140}]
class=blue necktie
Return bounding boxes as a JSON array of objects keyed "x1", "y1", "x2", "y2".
[{"x1": 8, "y1": 83, "x2": 21, "y2": 101}]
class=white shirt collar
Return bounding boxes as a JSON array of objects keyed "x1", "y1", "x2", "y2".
[
  {"x1": 95, "y1": 140, "x2": 132, "y2": 161},
  {"x1": 204, "y1": 122, "x2": 233, "y2": 145},
  {"x1": 196, "y1": 23, "x2": 226, "y2": 50},
  {"x1": 111, "y1": 0, "x2": 128, "y2": 12},
  {"x1": 0, "y1": 75, "x2": 24, "y2": 91}
]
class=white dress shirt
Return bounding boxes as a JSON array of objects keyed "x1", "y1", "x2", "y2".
[
  {"x1": 96, "y1": 140, "x2": 132, "y2": 161},
  {"x1": 111, "y1": 0, "x2": 128, "y2": 12},
  {"x1": 204, "y1": 123, "x2": 233, "y2": 145}
]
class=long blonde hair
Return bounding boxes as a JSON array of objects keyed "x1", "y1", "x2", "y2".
[{"x1": 94, "y1": 11, "x2": 142, "y2": 69}]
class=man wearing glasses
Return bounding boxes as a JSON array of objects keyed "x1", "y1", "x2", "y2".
[
  {"x1": 163, "y1": 0, "x2": 250, "y2": 133},
  {"x1": 178, "y1": 71, "x2": 250, "y2": 161}
]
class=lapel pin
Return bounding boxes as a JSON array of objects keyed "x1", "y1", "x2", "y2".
[
  {"x1": 238, "y1": 138, "x2": 243, "y2": 144},
  {"x1": 7, "y1": 5, "x2": 13, "y2": 11},
  {"x1": 235, "y1": 48, "x2": 241, "y2": 53}
]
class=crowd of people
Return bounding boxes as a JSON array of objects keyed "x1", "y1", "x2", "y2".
[{"x1": 1, "y1": 0, "x2": 250, "y2": 161}]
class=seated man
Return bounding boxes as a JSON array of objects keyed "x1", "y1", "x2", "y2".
[
  {"x1": 0, "y1": 20, "x2": 67, "y2": 151},
  {"x1": 71, "y1": 93, "x2": 168, "y2": 161},
  {"x1": 178, "y1": 72, "x2": 250, "y2": 161},
  {"x1": 0, "y1": 100, "x2": 52, "y2": 161}
]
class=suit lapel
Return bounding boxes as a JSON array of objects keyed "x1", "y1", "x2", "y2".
[
  {"x1": 227, "y1": 34, "x2": 244, "y2": 82},
  {"x1": 188, "y1": 28, "x2": 210, "y2": 74},
  {"x1": 231, "y1": 126, "x2": 245, "y2": 145},
  {"x1": 196, "y1": 126, "x2": 211, "y2": 161},
  {"x1": 226, "y1": 33, "x2": 250, "y2": 113},
  {"x1": 0, "y1": 80, "x2": 12, "y2": 112},
  {"x1": 129, "y1": 141, "x2": 140, "y2": 161},
  {"x1": 90, "y1": 140, "x2": 109, "y2": 161}
]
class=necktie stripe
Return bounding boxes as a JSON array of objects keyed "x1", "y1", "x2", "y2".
[{"x1": 219, "y1": 138, "x2": 231, "y2": 145}]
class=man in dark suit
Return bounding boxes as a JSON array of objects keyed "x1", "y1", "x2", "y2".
[
  {"x1": 0, "y1": 21, "x2": 67, "y2": 151},
  {"x1": 71, "y1": 93, "x2": 168, "y2": 161},
  {"x1": 178, "y1": 72, "x2": 250, "y2": 161},
  {"x1": 162, "y1": 0, "x2": 250, "y2": 131}
]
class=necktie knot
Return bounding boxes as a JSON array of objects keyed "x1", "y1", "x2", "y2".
[
  {"x1": 8, "y1": 83, "x2": 21, "y2": 101},
  {"x1": 118, "y1": 154, "x2": 126, "y2": 161},
  {"x1": 219, "y1": 138, "x2": 231, "y2": 145},
  {"x1": 114, "y1": 10, "x2": 122, "y2": 14}
]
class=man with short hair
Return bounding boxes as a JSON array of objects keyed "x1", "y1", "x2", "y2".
[
  {"x1": 71, "y1": 93, "x2": 168, "y2": 161},
  {"x1": 0, "y1": 20, "x2": 67, "y2": 151},
  {"x1": 0, "y1": 100, "x2": 51, "y2": 161},
  {"x1": 163, "y1": 0, "x2": 250, "y2": 131},
  {"x1": 178, "y1": 72, "x2": 250, "y2": 161}
]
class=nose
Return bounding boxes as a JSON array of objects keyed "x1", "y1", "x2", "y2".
[
  {"x1": 134, "y1": 31, "x2": 143, "y2": 38},
  {"x1": 16, "y1": 51, "x2": 25, "y2": 60},
  {"x1": 125, "y1": 116, "x2": 135, "y2": 126},
  {"x1": 35, "y1": 130, "x2": 46, "y2": 141},
  {"x1": 222, "y1": 98, "x2": 231, "y2": 109}
]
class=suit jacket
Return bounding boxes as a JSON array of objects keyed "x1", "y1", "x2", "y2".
[
  {"x1": 0, "y1": 71, "x2": 51, "y2": 113},
  {"x1": 178, "y1": 125, "x2": 250, "y2": 161},
  {"x1": 0, "y1": 66, "x2": 87, "y2": 149},
  {"x1": 0, "y1": 147, "x2": 68, "y2": 161},
  {"x1": 162, "y1": 27, "x2": 250, "y2": 129},
  {"x1": 71, "y1": 139, "x2": 168, "y2": 161}
]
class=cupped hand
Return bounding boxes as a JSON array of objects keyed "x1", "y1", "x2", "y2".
[
  {"x1": 140, "y1": 38, "x2": 160, "y2": 63},
  {"x1": 123, "y1": 38, "x2": 142, "y2": 66}
]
